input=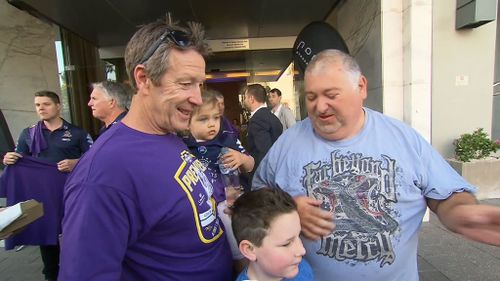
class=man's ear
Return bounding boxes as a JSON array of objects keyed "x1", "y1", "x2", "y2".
[
  {"x1": 239, "y1": 240, "x2": 257, "y2": 261},
  {"x1": 134, "y1": 64, "x2": 149, "y2": 90},
  {"x1": 109, "y1": 98, "x2": 116, "y2": 108},
  {"x1": 358, "y1": 75, "x2": 368, "y2": 100}
]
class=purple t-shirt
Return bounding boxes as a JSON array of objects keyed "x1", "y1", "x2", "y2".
[
  {"x1": 59, "y1": 123, "x2": 232, "y2": 281},
  {"x1": 0, "y1": 156, "x2": 67, "y2": 249}
]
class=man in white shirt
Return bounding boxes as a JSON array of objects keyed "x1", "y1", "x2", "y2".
[{"x1": 268, "y1": 88, "x2": 296, "y2": 130}]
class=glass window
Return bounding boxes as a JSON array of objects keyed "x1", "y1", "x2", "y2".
[{"x1": 55, "y1": 40, "x2": 72, "y2": 122}]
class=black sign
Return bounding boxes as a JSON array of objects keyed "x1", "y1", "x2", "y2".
[{"x1": 293, "y1": 21, "x2": 349, "y2": 76}]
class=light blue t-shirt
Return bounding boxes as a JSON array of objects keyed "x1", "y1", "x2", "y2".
[
  {"x1": 253, "y1": 108, "x2": 475, "y2": 281},
  {"x1": 236, "y1": 259, "x2": 314, "y2": 281}
]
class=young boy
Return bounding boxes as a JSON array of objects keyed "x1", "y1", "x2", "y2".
[
  {"x1": 183, "y1": 89, "x2": 254, "y2": 265},
  {"x1": 232, "y1": 188, "x2": 314, "y2": 281}
]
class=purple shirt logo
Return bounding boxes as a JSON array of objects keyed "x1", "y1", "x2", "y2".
[{"x1": 175, "y1": 151, "x2": 224, "y2": 243}]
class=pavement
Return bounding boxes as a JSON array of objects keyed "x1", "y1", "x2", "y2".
[
  {"x1": 1, "y1": 199, "x2": 499, "y2": 281},
  {"x1": 417, "y1": 198, "x2": 500, "y2": 281}
]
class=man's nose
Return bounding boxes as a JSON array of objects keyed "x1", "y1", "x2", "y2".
[
  {"x1": 316, "y1": 96, "x2": 330, "y2": 113},
  {"x1": 189, "y1": 86, "x2": 203, "y2": 106}
]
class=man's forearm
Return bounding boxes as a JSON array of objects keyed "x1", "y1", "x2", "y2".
[{"x1": 427, "y1": 192, "x2": 477, "y2": 230}]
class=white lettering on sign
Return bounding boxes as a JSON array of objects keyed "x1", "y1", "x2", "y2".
[{"x1": 209, "y1": 39, "x2": 250, "y2": 52}]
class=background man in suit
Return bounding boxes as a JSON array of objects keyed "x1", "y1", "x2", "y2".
[
  {"x1": 268, "y1": 88, "x2": 296, "y2": 130},
  {"x1": 243, "y1": 84, "x2": 282, "y2": 176}
]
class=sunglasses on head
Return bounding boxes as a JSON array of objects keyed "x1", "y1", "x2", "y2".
[{"x1": 138, "y1": 29, "x2": 191, "y2": 65}]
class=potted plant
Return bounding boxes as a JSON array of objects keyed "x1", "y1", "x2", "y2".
[{"x1": 448, "y1": 128, "x2": 500, "y2": 199}]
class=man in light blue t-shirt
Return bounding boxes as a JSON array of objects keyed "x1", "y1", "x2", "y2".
[{"x1": 253, "y1": 49, "x2": 500, "y2": 281}]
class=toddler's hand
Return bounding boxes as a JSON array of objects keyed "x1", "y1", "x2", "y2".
[{"x1": 220, "y1": 148, "x2": 245, "y2": 170}]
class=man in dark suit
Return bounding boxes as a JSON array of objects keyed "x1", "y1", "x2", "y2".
[{"x1": 243, "y1": 84, "x2": 283, "y2": 176}]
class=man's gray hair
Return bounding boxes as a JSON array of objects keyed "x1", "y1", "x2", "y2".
[
  {"x1": 306, "y1": 49, "x2": 362, "y2": 88},
  {"x1": 125, "y1": 20, "x2": 209, "y2": 90},
  {"x1": 92, "y1": 81, "x2": 131, "y2": 110}
]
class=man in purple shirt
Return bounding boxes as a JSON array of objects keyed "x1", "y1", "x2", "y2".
[{"x1": 59, "y1": 20, "x2": 232, "y2": 280}]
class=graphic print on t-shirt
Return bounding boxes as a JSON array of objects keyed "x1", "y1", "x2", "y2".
[
  {"x1": 175, "y1": 150, "x2": 224, "y2": 243},
  {"x1": 302, "y1": 150, "x2": 400, "y2": 267}
]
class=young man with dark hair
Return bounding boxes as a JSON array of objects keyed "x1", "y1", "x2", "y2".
[
  {"x1": 268, "y1": 88, "x2": 296, "y2": 130},
  {"x1": 2, "y1": 90, "x2": 92, "y2": 281}
]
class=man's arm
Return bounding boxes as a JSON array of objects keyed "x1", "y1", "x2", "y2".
[
  {"x1": 57, "y1": 159, "x2": 79, "y2": 172},
  {"x1": 219, "y1": 148, "x2": 255, "y2": 173},
  {"x1": 427, "y1": 192, "x2": 500, "y2": 246},
  {"x1": 56, "y1": 131, "x2": 93, "y2": 173},
  {"x1": 294, "y1": 196, "x2": 335, "y2": 240},
  {"x1": 252, "y1": 153, "x2": 335, "y2": 240},
  {"x1": 60, "y1": 182, "x2": 132, "y2": 280},
  {"x1": 3, "y1": 152, "x2": 22, "y2": 166},
  {"x1": 80, "y1": 132, "x2": 93, "y2": 153},
  {"x1": 250, "y1": 133, "x2": 335, "y2": 241},
  {"x1": 14, "y1": 129, "x2": 30, "y2": 155},
  {"x1": 2, "y1": 129, "x2": 29, "y2": 165},
  {"x1": 250, "y1": 119, "x2": 275, "y2": 165}
]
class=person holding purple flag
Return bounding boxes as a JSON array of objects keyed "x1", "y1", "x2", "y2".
[
  {"x1": 2, "y1": 90, "x2": 93, "y2": 281},
  {"x1": 59, "y1": 19, "x2": 232, "y2": 281}
]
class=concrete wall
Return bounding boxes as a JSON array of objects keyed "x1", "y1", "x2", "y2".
[
  {"x1": 432, "y1": 0, "x2": 496, "y2": 157},
  {"x1": 381, "y1": 0, "x2": 404, "y2": 121},
  {"x1": 401, "y1": 0, "x2": 433, "y2": 142},
  {"x1": 326, "y1": 0, "x2": 495, "y2": 157},
  {"x1": 0, "y1": 1, "x2": 60, "y2": 142},
  {"x1": 327, "y1": 0, "x2": 432, "y2": 142},
  {"x1": 326, "y1": 0, "x2": 383, "y2": 113},
  {"x1": 448, "y1": 158, "x2": 500, "y2": 199},
  {"x1": 494, "y1": 94, "x2": 500, "y2": 139},
  {"x1": 493, "y1": 2, "x2": 500, "y2": 140}
]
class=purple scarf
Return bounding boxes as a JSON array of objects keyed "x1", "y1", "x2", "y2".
[{"x1": 28, "y1": 121, "x2": 48, "y2": 156}]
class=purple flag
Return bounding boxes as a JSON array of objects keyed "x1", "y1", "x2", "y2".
[
  {"x1": 28, "y1": 121, "x2": 48, "y2": 156},
  {"x1": 0, "y1": 156, "x2": 67, "y2": 249}
]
